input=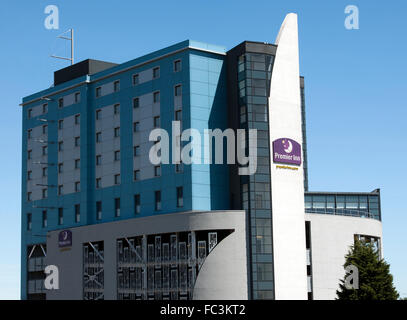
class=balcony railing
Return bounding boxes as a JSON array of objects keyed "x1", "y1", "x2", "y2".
[{"x1": 305, "y1": 207, "x2": 379, "y2": 220}]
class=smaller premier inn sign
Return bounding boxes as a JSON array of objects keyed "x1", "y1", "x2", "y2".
[
  {"x1": 273, "y1": 138, "x2": 302, "y2": 166},
  {"x1": 58, "y1": 230, "x2": 72, "y2": 248}
]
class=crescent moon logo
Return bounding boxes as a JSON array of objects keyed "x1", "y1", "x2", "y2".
[
  {"x1": 63, "y1": 231, "x2": 68, "y2": 240},
  {"x1": 283, "y1": 140, "x2": 293, "y2": 153}
]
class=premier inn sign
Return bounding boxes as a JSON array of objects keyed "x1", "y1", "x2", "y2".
[
  {"x1": 273, "y1": 138, "x2": 302, "y2": 166},
  {"x1": 58, "y1": 230, "x2": 72, "y2": 248}
]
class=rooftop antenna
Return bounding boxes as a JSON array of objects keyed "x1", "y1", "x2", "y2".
[{"x1": 51, "y1": 28, "x2": 74, "y2": 65}]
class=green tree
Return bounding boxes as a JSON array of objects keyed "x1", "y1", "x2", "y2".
[{"x1": 336, "y1": 239, "x2": 399, "y2": 300}]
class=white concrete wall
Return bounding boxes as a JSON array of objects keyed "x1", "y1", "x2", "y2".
[
  {"x1": 268, "y1": 13, "x2": 308, "y2": 299},
  {"x1": 306, "y1": 213, "x2": 382, "y2": 300}
]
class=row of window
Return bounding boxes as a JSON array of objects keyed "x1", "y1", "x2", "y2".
[
  {"x1": 26, "y1": 187, "x2": 184, "y2": 230},
  {"x1": 27, "y1": 92, "x2": 81, "y2": 119}
]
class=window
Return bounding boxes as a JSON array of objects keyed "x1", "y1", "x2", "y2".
[
  {"x1": 58, "y1": 98, "x2": 64, "y2": 108},
  {"x1": 58, "y1": 185, "x2": 63, "y2": 195},
  {"x1": 153, "y1": 116, "x2": 160, "y2": 128},
  {"x1": 75, "y1": 204, "x2": 80, "y2": 223},
  {"x1": 115, "y1": 198, "x2": 120, "y2": 217},
  {"x1": 114, "y1": 174, "x2": 121, "y2": 185},
  {"x1": 42, "y1": 167, "x2": 48, "y2": 177},
  {"x1": 27, "y1": 213, "x2": 32, "y2": 231},
  {"x1": 155, "y1": 191, "x2": 161, "y2": 211},
  {"x1": 133, "y1": 97, "x2": 139, "y2": 108},
  {"x1": 177, "y1": 187, "x2": 183, "y2": 207},
  {"x1": 42, "y1": 211, "x2": 47, "y2": 228},
  {"x1": 96, "y1": 201, "x2": 102, "y2": 220},
  {"x1": 153, "y1": 91, "x2": 160, "y2": 103},
  {"x1": 134, "y1": 170, "x2": 140, "y2": 181},
  {"x1": 134, "y1": 146, "x2": 140, "y2": 157},
  {"x1": 75, "y1": 114, "x2": 80, "y2": 125},
  {"x1": 27, "y1": 129, "x2": 32, "y2": 139},
  {"x1": 154, "y1": 165, "x2": 161, "y2": 177},
  {"x1": 75, "y1": 92, "x2": 81, "y2": 103},
  {"x1": 133, "y1": 122, "x2": 140, "y2": 133},
  {"x1": 96, "y1": 155, "x2": 102, "y2": 166},
  {"x1": 75, "y1": 181, "x2": 80, "y2": 193},
  {"x1": 96, "y1": 87, "x2": 101, "y2": 98},
  {"x1": 27, "y1": 192, "x2": 32, "y2": 201},
  {"x1": 42, "y1": 146, "x2": 48, "y2": 156},
  {"x1": 42, "y1": 188, "x2": 47, "y2": 199},
  {"x1": 42, "y1": 125, "x2": 48, "y2": 135},
  {"x1": 133, "y1": 74, "x2": 139, "y2": 86},
  {"x1": 27, "y1": 150, "x2": 32, "y2": 159},
  {"x1": 114, "y1": 127, "x2": 120, "y2": 138},
  {"x1": 175, "y1": 110, "x2": 182, "y2": 121},
  {"x1": 114, "y1": 103, "x2": 120, "y2": 115},
  {"x1": 42, "y1": 103, "x2": 48, "y2": 114},
  {"x1": 27, "y1": 170, "x2": 32, "y2": 180},
  {"x1": 114, "y1": 150, "x2": 120, "y2": 161},
  {"x1": 174, "y1": 85, "x2": 182, "y2": 97},
  {"x1": 58, "y1": 119, "x2": 63, "y2": 130},
  {"x1": 114, "y1": 80, "x2": 120, "y2": 92},
  {"x1": 153, "y1": 67, "x2": 160, "y2": 79},
  {"x1": 96, "y1": 132, "x2": 102, "y2": 143},
  {"x1": 58, "y1": 208, "x2": 63, "y2": 225},
  {"x1": 75, "y1": 159, "x2": 80, "y2": 169},
  {"x1": 257, "y1": 263, "x2": 273, "y2": 281},
  {"x1": 96, "y1": 177, "x2": 101, "y2": 189},
  {"x1": 174, "y1": 59, "x2": 181, "y2": 72},
  {"x1": 58, "y1": 141, "x2": 64, "y2": 151},
  {"x1": 134, "y1": 194, "x2": 140, "y2": 214},
  {"x1": 58, "y1": 163, "x2": 63, "y2": 173},
  {"x1": 28, "y1": 109, "x2": 32, "y2": 119},
  {"x1": 96, "y1": 109, "x2": 101, "y2": 120},
  {"x1": 74, "y1": 136, "x2": 80, "y2": 147}
]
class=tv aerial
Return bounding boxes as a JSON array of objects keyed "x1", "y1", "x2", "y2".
[{"x1": 51, "y1": 28, "x2": 74, "y2": 65}]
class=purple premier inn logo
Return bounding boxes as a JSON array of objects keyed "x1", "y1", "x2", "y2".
[
  {"x1": 58, "y1": 230, "x2": 72, "y2": 248},
  {"x1": 273, "y1": 138, "x2": 302, "y2": 166}
]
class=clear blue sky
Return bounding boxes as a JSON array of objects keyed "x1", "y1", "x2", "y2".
[{"x1": 0, "y1": 0, "x2": 406, "y2": 299}]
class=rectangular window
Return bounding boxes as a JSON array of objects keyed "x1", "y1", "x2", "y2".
[
  {"x1": 27, "y1": 192, "x2": 32, "y2": 201},
  {"x1": 114, "y1": 103, "x2": 120, "y2": 115},
  {"x1": 133, "y1": 97, "x2": 139, "y2": 108},
  {"x1": 27, "y1": 213, "x2": 32, "y2": 231},
  {"x1": 155, "y1": 191, "x2": 161, "y2": 211},
  {"x1": 75, "y1": 204, "x2": 80, "y2": 223},
  {"x1": 75, "y1": 114, "x2": 80, "y2": 125},
  {"x1": 133, "y1": 74, "x2": 139, "y2": 85},
  {"x1": 42, "y1": 146, "x2": 48, "y2": 156},
  {"x1": 174, "y1": 85, "x2": 182, "y2": 97},
  {"x1": 154, "y1": 116, "x2": 160, "y2": 128},
  {"x1": 58, "y1": 185, "x2": 63, "y2": 195},
  {"x1": 27, "y1": 150, "x2": 32, "y2": 159},
  {"x1": 58, "y1": 98, "x2": 64, "y2": 108},
  {"x1": 42, "y1": 188, "x2": 48, "y2": 199},
  {"x1": 134, "y1": 146, "x2": 140, "y2": 157},
  {"x1": 257, "y1": 263, "x2": 274, "y2": 281},
  {"x1": 96, "y1": 177, "x2": 101, "y2": 189},
  {"x1": 42, "y1": 167, "x2": 47, "y2": 177},
  {"x1": 174, "y1": 60, "x2": 181, "y2": 72},
  {"x1": 133, "y1": 122, "x2": 140, "y2": 132},
  {"x1": 96, "y1": 201, "x2": 102, "y2": 220},
  {"x1": 177, "y1": 187, "x2": 183, "y2": 207},
  {"x1": 42, "y1": 210, "x2": 47, "y2": 228},
  {"x1": 75, "y1": 136, "x2": 80, "y2": 147},
  {"x1": 75, "y1": 181, "x2": 80, "y2": 193},
  {"x1": 96, "y1": 109, "x2": 101, "y2": 120},
  {"x1": 96, "y1": 87, "x2": 101, "y2": 98},
  {"x1": 114, "y1": 80, "x2": 120, "y2": 92},
  {"x1": 96, "y1": 132, "x2": 101, "y2": 143},
  {"x1": 58, "y1": 141, "x2": 64, "y2": 152},
  {"x1": 58, "y1": 208, "x2": 63, "y2": 225},
  {"x1": 42, "y1": 103, "x2": 48, "y2": 114},
  {"x1": 27, "y1": 170, "x2": 32, "y2": 180},
  {"x1": 75, "y1": 92, "x2": 81, "y2": 103},
  {"x1": 114, "y1": 127, "x2": 120, "y2": 138},
  {"x1": 114, "y1": 150, "x2": 120, "y2": 161},
  {"x1": 27, "y1": 129, "x2": 32, "y2": 139},
  {"x1": 96, "y1": 155, "x2": 102, "y2": 166},
  {"x1": 153, "y1": 67, "x2": 160, "y2": 79},
  {"x1": 58, "y1": 163, "x2": 63, "y2": 173},
  {"x1": 42, "y1": 125, "x2": 48, "y2": 135},
  {"x1": 175, "y1": 110, "x2": 182, "y2": 121},
  {"x1": 115, "y1": 198, "x2": 121, "y2": 217},
  {"x1": 28, "y1": 109, "x2": 32, "y2": 119},
  {"x1": 114, "y1": 174, "x2": 121, "y2": 185},
  {"x1": 134, "y1": 170, "x2": 140, "y2": 181},
  {"x1": 154, "y1": 165, "x2": 161, "y2": 177},
  {"x1": 75, "y1": 159, "x2": 80, "y2": 169},
  {"x1": 58, "y1": 119, "x2": 63, "y2": 130},
  {"x1": 134, "y1": 194, "x2": 140, "y2": 214},
  {"x1": 153, "y1": 91, "x2": 160, "y2": 103}
]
